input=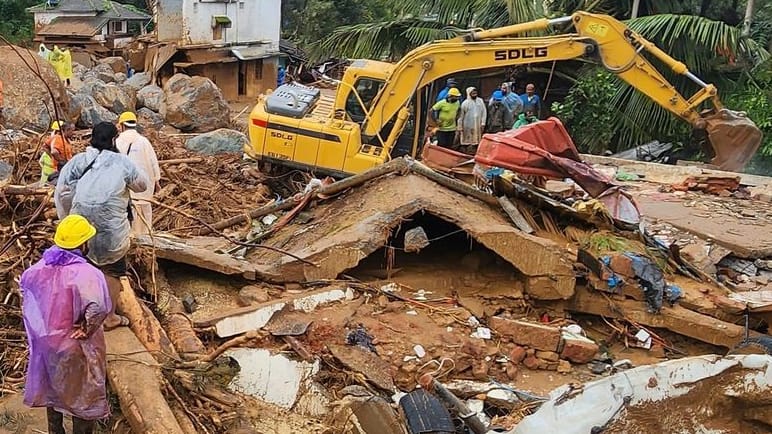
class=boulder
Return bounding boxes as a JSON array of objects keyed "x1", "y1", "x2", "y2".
[
  {"x1": 163, "y1": 74, "x2": 230, "y2": 132},
  {"x1": 92, "y1": 82, "x2": 136, "y2": 114},
  {"x1": 125, "y1": 72, "x2": 151, "y2": 90},
  {"x1": 0, "y1": 46, "x2": 71, "y2": 130},
  {"x1": 99, "y1": 56, "x2": 128, "y2": 74},
  {"x1": 72, "y1": 63, "x2": 89, "y2": 79},
  {"x1": 137, "y1": 85, "x2": 165, "y2": 113},
  {"x1": 185, "y1": 128, "x2": 249, "y2": 155},
  {"x1": 93, "y1": 63, "x2": 116, "y2": 83},
  {"x1": 137, "y1": 107, "x2": 164, "y2": 131},
  {"x1": 0, "y1": 160, "x2": 12, "y2": 186},
  {"x1": 114, "y1": 72, "x2": 127, "y2": 84},
  {"x1": 72, "y1": 93, "x2": 118, "y2": 128}
]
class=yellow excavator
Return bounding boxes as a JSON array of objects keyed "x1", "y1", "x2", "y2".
[{"x1": 247, "y1": 11, "x2": 762, "y2": 176}]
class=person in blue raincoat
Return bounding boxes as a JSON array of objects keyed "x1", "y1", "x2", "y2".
[{"x1": 489, "y1": 82, "x2": 522, "y2": 129}]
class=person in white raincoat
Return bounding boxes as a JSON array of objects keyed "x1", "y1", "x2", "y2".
[{"x1": 458, "y1": 87, "x2": 487, "y2": 151}]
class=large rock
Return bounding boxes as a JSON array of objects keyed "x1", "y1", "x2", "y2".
[
  {"x1": 185, "y1": 128, "x2": 248, "y2": 155},
  {"x1": 72, "y1": 93, "x2": 118, "y2": 128},
  {"x1": 99, "y1": 56, "x2": 128, "y2": 74},
  {"x1": 137, "y1": 107, "x2": 164, "y2": 131},
  {"x1": 114, "y1": 72, "x2": 127, "y2": 84},
  {"x1": 92, "y1": 63, "x2": 116, "y2": 83},
  {"x1": 163, "y1": 74, "x2": 230, "y2": 132},
  {"x1": 72, "y1": 63, "x2": 89, "y2": 80},
  {"x1": 92, "y1": 82, "x2": 136, "y2": 114},
  {"x1": 0, "y1": 46, "x2": 71, "y2": 130},
  {"x1": 137, "y1": 85, "x2": 165, "y2": 113},
  {"x1": 125, "y1": 72, "x2": 151, "y2": 90}
]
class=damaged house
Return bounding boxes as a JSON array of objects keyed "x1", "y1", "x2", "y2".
[
  {"x1": 146, "y1": 0, "x2": 283, "y2": 100},
  {"x1": 27, "y1": 0, "x2": 150, "y2": 53}
]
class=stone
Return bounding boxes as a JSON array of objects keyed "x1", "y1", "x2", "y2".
[
  {"x1": 560, "y1": 331, "x2": 599, "y2": 364},
  {"x1": 92, "y1": 82, "x2": 136, "y2": 114},
  {"x1": 522, "y1": 356, "x2": 541, "y2": 370},
  {"x1": 185, "y1": 128, "x2": 249, "y2": 155},
  {"x1": 608, "y1": 253, "x2": 635, "y2": 278},
  {"x1": 489, "y1": 317, "x2": 562, "y2": 352},
  {"x1": 93, "y1": 63, "x2": 116, "y2": 83},
  {"x1": 182, "y1": 294, "x2": 197, "y2": 313},
  {"x1": 557, "y1": 360, "x2": 572, "y2": 373},
  {"x1": 237, "y1": 285, "x2": 271, "y2": 306},
  {"x1": 137, "y1": 85, "x2": 166, "y2": 113},
  {"x1": 535, "y1": 350, "x2": 560, "y2": 362},
  {"x1": 137, "y1": 107, "x2": 164, "y2": 131},
  {"x1": 0, "y1": 46, "x2": 71, "y2": 130},
  {"x1": 100, "y1": 56, "x2": 128, "y2": 74},
  {"x1": 505, "y1": 363, "x2": 519, "y2": 380},
  {"x1": 509, "y1": 346, "x2": 527, "y2": 364},
  {"x1": 72, "y1": 63, "x2": 89, "y2": 79},
  {"x1": 163, "y1": 73, "x2": 230, "y2": 132},
  {"x1": 460, "y1": 339, "x2": 487, "y2": 357},
  {"x1": 126, "y1": 72, "x2": 152, "y2": 90},
  {"x1": 471, "y1": 360, "x2": 490, "y2": 380},
  {"x1": 544, "y1": 362, "x2": 559, "y2": 371},
  {"x1": 114, "y1": 72, "x2": 127, "y2": 83},
  {"x1": 0, "y1": 160, "x2": 12, "y2": 186},
  {"x1": 72, "y1": 93, "x2": 117, "y2": 128}
]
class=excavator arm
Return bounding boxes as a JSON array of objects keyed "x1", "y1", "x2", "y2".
[{"x1": 360, "y1": 12, "x2": 761, "y2": 171}]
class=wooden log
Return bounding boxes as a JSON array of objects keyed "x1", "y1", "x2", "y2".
[
  {"x1": 561, "y1": 286, "x2": 758, "y2": 349},
  {"x1": 105, "y1": 327, "x2": 186, "y2": 434},
  {"x1": 202, "y1": 158, "x2": 410, "y2": 234},
  {"x1": 497, "y1": 196, "x2": 535, "y2": 233},
  {"x1": 115, "y1": 276, "x2": 179, "y2": 362},
  {"x1": 154, "y1": 268, "x2": 206, "y2": 358},
  {"x1": 170, "y1": 404, "x2": 199, "y2": 434},
  {"x1": 1, "y1": 185, "x2": 51, "y2": 196},
  {"x1": 409, "y1": 160, "x2": 498, "y2": 206},
  {"x1": 159, "y1": 157, "x2": 205, "y2": 165}
]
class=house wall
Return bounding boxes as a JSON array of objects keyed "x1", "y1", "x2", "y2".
[{"x1": 159, "y1": 0, "x2": 280, "y2": 47}]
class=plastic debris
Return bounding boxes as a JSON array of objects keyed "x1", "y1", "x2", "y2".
[
  {"x1": 380, "y1": 283, "x2": 400, "y2": 293},
  {"x1": 467, "y1": 316, "x2": 481, "y2": 327},
  {"x1": 626, "y1": 253, "x2": 666, "y2": 313},
  {"x1": 413, "y1": 344, "x2": 426, "y2": 358},
  {"x1": 346, "y1": 324, "x2": 378, "y2": 353},
  {"x1": 470, "y1": 327, "x2": 492, "y2": 340},
  {"x1": 664, "y1": 284, "x2": 682, "y2": 304}
]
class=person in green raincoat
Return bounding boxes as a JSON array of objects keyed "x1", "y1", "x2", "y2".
[{"x1": 512, "y1": 110, "x2": 539, "y2": 129}]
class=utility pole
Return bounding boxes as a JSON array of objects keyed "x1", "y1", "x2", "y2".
[
  {"x1": 631, "y1": 0, "x2": 641, "y2": 19},
  {"x1": 742, "y1": 0, "x2": 755, "y2": 37}
]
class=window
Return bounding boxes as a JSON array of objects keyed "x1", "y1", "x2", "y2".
[
  {"x1": 213, "y1": 24, "x2": 224, "y2": 40},
  {"x1": 109, "y1": 21, "x2": 127, "y2": 34},
  {"x1": 211, "y1": 15, "x2": 231, "y2": 41},
  {"x1": 345, "y1": 78, "x2": 385, "y2": 124}
]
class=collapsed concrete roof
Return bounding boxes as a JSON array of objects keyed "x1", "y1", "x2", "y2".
[{"x1": 246, "y1": 171, "x2": 576, "y2": 300}]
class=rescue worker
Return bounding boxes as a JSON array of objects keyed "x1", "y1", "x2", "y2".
[
  {"x1": 40, "y1": 121, "x2": 75, "y2": 183},
  {"x1": 520, "y1": 83, "x2": 542, "y2": 117},
  {"x1": 491, "y1": 82, "x2": 523, "y2": 128},
  {"x1": 436, "y1": 78, "x2": 460, "y2": 103},
  {"x1": 116, "y1": 111, "x2": 161, "y2": 235},
  {"x1": 486, "y1": 91, "x2": 507, "y2": 133},
  {"x1": 431, "y1": 87, "x2": 462, "y2": 149},
  {"x1": 458, "y1": 87, "x2": 486, "y2": 153},
  {"x1": 54, "y1": 122, "x2": 148, "y2": 330},
  {"x1": 512, "y1": 110, "x2": 539, "y2": 129},
  {"x1": 20, "y1": 214, "x2": 111, "y2": 434}
]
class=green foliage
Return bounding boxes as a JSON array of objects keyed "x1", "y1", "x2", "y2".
[
  {"x1": 0, "y1": 0, "x2": 37, "y2": 45},
  {"x1": 552, "y1": 68, "x2": 617, "y2": 153},
  {"x1": 725, "y1": 60, "x2": 772, "y2": 157}
]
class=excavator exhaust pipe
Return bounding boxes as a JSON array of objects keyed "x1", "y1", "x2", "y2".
[{"x1": 700, "y1": 109, "x2": 763, "y2": 172}]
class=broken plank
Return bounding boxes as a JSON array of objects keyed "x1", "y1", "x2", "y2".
[
  {"x1": 194, "y1": 287, "x2": 353, "y2": 337},
  {"x1": 328, "y1": 344, "x2": 395, "y2": 392},
  {"x1": 561, "y1": 286, "x2": 757, "y2": 349},
  {"x1": 497, "y1": 196, "x2": 534, "y2": 233},
  {"x1": 105, "y1": 327, "x2": 186, "y2": 434},
  {"x1": 134, "y1": 234, "x2": 276, "y2": 280}
]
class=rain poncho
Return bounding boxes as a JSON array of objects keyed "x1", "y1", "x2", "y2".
[
  {"x1": 491, "y1": 83, "x2": 523, "y2": 128},
  {"x1": 486, "y1": 91, "x2": 507, "y2": 133},
  {"x1": 116, "y1": 129, "x2": 161, "y2": 235},
  {"x1": 20, "y1": 246, "x2": 112, "y2": 420},
  {"x1": 48, "y1": 46, "x2": 73, "y2": 82},
  {"x1": 55, "y1": 147, "x2": 148, "y2": 265},
  {"x1": 512, "y1": 112, "x2": 539, "y2": 129},
  {"x1": 459, "y1": 87, "x2": 487, "y2": 145},
  {"x1": 39, "y1": 152, "x2": 56, "y2": 183}
]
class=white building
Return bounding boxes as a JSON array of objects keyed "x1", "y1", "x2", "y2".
[{"x1": 153, "y1": 0, "x2": 283, "y2": 100}]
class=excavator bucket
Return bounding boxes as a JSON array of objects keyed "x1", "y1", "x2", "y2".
[{"x1": 702, "y1": 109, "x2": 763, "y2": 172}]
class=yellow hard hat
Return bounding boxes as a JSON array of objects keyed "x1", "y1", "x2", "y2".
[
  {"x1": 448, "y1": 88, "x2": 462, "y2": 97},
  {"x1": 54, "y1": 214, "x2": 96, "y2": 250},
  {"x1": 50, "y1": 120, "x2": 64, "y2": 131},
  {"x1": 118, "y1": 111, "x2": 138, "y2": 125}
]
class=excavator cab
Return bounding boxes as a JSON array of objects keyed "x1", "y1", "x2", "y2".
[{"x1": 700, "y1": 108, "x2": 763, "y2": 172}]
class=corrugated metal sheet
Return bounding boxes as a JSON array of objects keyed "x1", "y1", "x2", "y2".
[{"x1": 36, "y1": 16, "x2": 109, "y2": 37}]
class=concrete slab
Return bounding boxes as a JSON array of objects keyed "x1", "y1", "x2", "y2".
[{"x1": 248, "y1": 174, "x2": 577, "y2": 300}]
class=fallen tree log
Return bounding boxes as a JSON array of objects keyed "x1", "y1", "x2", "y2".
[
  {"x1": 202, "y1": 158, "x2": 410, "y2": 234},
  {"x1": 0, "y1": 185, "x2": 51, "y2": 196},
  {"x1": 105, "y1": 327, "x2": 186, "y2": 434},
  {"x1": 558, "y1": 286, "x2": 759, "y2": 349},
  {"x1": 116, "y1": 276, "x2": 179, "y2": 362}
]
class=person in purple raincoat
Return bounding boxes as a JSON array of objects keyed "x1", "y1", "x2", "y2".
[{"x1": 20, "y1": 214, "x2": 112, "y2": 434}]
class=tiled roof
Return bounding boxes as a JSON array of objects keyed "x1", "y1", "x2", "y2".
[
  {"x1": 36, "y1": 16, "x2": 110, "y2": 36},
  {"x1": 28, "y1": 0, "x2": 150, "y2": 20}
]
